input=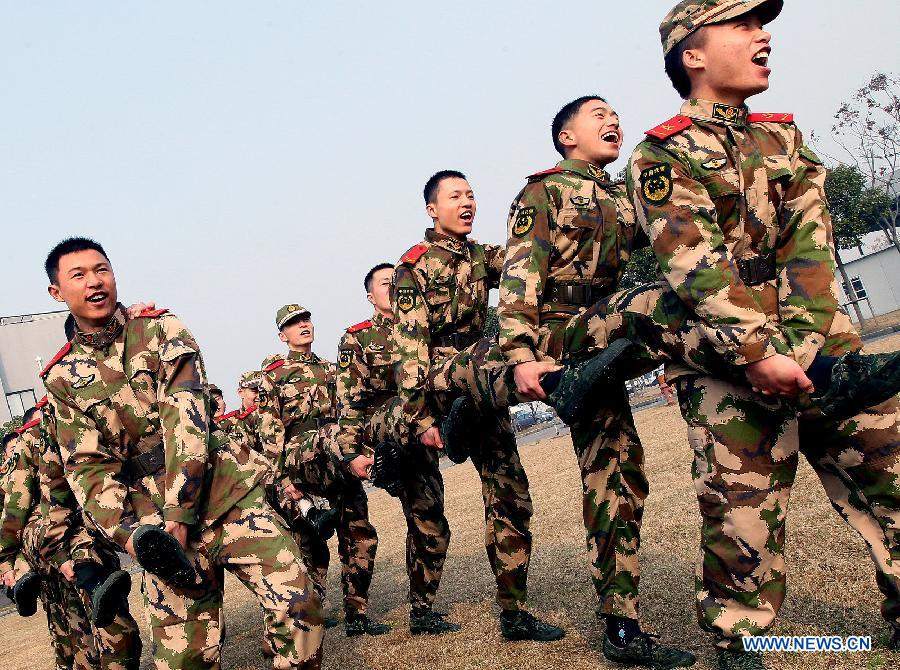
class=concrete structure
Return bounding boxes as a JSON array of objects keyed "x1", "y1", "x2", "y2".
[
  {"x1": 0, "y1": 310, "x2": 68, "y2": 424},
  {"x1": 836, "y1": 229, "x2": 900, "y2": 320}
]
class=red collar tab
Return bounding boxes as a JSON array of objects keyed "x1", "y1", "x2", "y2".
[
  {"x1": 17, "y1": 418, "x2": 41, "y2": 434},
  {"x1": 137, "y1": 308, "x2": 169, "y2": 318},
  {"x1": 645, "y1": 115, "x2": 692, "y2": 140},
  {"x1": 215, "y1": 410, "x2": 238, "y2": 421},
  {"x1": 35, "y1": 396, "x2": 49, "y2": 410},
  {"x1": 40, "y1": 342, "x2": 72, "y2": 378},
  {"x1": 238, "y1": 405, "x2": 257, "y2": 419},
  {"x1": 400, "y1": 243, "x2": 429, "y2": 265},
  {"x1": 264, "y1": 358, "x2": 285, "y2": 372},
  {"x1": 747, "y1": 112, "x2": 794, "y2": 124},
  {"x1": 527, "y1": 167, "x2": 564, "y2": 180},
  {"x1": 347, "y1": 320, "x2": 372, "y2": 334}
]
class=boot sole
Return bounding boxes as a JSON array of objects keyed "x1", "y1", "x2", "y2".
[
  {"x1": 441, "y1": 396, "x2": 477, "y2": 464},
  {"x1": 131, "y1": 526, "x2": 197, "y2": 587},
  {"x1": 13, "y1": 572, "x2": 40, "y2": 617},
  {"x1": 556, "y1": 339, "x2": 633, "y2": 425},
  {"x1": 819, "y1": 353, "x2": 900, "y2": 421},
  {"x1": 91, "y1": 569, "x2": 132, "y2": 628}
]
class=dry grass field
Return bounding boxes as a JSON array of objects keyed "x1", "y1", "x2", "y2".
[{"x1": 3, "y1": 333, "x2": 899, "y2": 670}]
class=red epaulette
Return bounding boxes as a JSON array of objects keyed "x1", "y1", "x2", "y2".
[
  {"x1": 400, "y1": 243, "x2": 429, "y2": 265},
  {"x1": 264, "y1": 358, "x2": 285, "y2": 372},
  {"x1": 17, "y1": 419, "x2": 41, "y2": 435},
  {"x1": 748, "y1": 112, "x2": 794, "y2": 124},
  {"x1": 137, "y1": 308, "x2": 169, "y2": 318},
  {"x1": 238, "y1": 405, "x2": 257, "y2": 420},
  {"x1": 346, "y1": 320, "x2": 372, "y2": 334},
  {"x1": 527, "y1": 167, "x2": 564, "y2": 180},
  {"x1": 645, "y1": 115, "x2": 692, "y2": 140},
  {"x1": 40, "y1": 342, "x2": 72, "y2": 378},
  {"x1": 215, "y1": 410, "x2": 238, "y2": 422},
  {"x1": 34, "y1": 396, "x2": 49, "y2": 410}
]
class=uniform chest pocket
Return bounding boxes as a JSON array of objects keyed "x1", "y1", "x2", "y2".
[
  {"x1": 68, "y1": 377, "x2": 118, "y2": 418},
  {"x1": 557, "y1": 207, "x2": 597, "y2": 230},
  {"x1": 700, "y1": 167, "x2": 741, "y2": 226},
  {"x1": 424, "y1": 278, "x2": 455, "y2": 307},
  {"x1": 365, "y1": 351, "x2": 393, "y2": 389},
  {"x1": 764, "y1": 155, "x2": 792, "y2": 209}
]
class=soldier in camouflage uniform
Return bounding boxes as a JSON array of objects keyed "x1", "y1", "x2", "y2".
[
  {"x1": 618, "y1": 2, "x2": 900, "y2": 667},
  {"x1": 210, "y1": 384, "x2": 239, "y2": 435},
  {"x1": 1, "y1": 401, "x2": 141, "y2": 670},
  {"x1": 258, "y1": 304, "x2": 385, "y2": 634},
  {"x1": 42, "y1": 237, "x2": 324, "y2": 670},
  {"x1": 371, "y1": 170, "x2": 565, "y2": 642},
  {"x1": 336, "y1": 263, "x2": 452, "y2": 634},
  {"x1": 230, "y1": 370, "x2": 263, "y2": 454},
  {"x1": 492, "y1": 97, "x2": 694, "y2": 667}
]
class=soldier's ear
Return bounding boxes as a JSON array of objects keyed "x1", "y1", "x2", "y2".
[
  {"x1": 278, "y1": 330, "x2": 288, "y2": 344},
  {"x1": 558, "y1": 128, "x2": 577, "y2": 152},
  {"x1": 425, "y1": 201, "x2": 438, "y2": 221},
  {"x1": 366, "y1": 292, "x2": 376, "y2": 308},
  {"x1": 48, "y1": 283, "x2": 65, "y2": 303},
  {"x1": 682, "y1": 45, "x2": 705, "y2": 74}
]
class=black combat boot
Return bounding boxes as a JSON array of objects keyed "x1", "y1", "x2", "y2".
[
  {"x1": 370, "y1": 441, "x2": 407, "y2": 497},
  {"x1": 889, "y1": 625, "x2": 900, "y2": 650},
  {"x1": 602, "y1": 615, "x2": 695, "y2": 669},
  {"x1": 12, "y1": 571, "x2": 40, "y2": 617},
  {"x1": 440, "y1": 395, "x2": 480, "y2": 464},
  {"x1": 543, "y1": 338, "x2": 634, "y2": 425},
  {"x1": 74, "y1": 561, "x2": 132, "y2": 628},
  {"x1": 715, "y1": 648, "x2": 766, "y2": 670},
  {"x1": 130, "y1": 525, "x2": 197, "y2": 587},
  {"x1": 344, "y1": 613, "x2": 391, "y2": 637},
  {"x1": 300, "y1": 507, "x2": 339, "y2": 541},
  {"x1": 499, "y1": 609, "x2": 565, "y2": 642},
  {"x1": 807, "y1": 350, "x2": 900, "y2": 421},
  {"x1": 410, "y1": 607, "x2": 461, "y2": 635}
]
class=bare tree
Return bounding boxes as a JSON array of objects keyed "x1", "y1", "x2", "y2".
[{"x1": 822, "y1": 72, "x2": 900, "y2": 252}]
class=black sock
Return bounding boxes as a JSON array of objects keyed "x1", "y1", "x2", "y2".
[
  {"x1": 806, "y1": 355, "x2": 837, "y2": 392},
  {"x1": 606, "y1": 615, "x2": 641, "y2": 646}
]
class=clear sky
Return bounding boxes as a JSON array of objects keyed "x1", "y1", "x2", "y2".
[{"x1": 3, "y1": 1, "x2": 898, "y2": 408}]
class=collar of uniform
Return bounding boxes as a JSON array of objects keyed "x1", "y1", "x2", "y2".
[
  {"x1": 557, "y1": 159, "x2": 610, "y2": 183},
  {"x1": 425, "y1": 228, "x2": 468, "y2": 257},
  {"x1": 74, "y1": 304, "x2": 127, "y2": 349},
  {"x1": 681, "y1": 98, "x2": 748, "y2": 127},
  {"x1": 288, "y1": 349, "x2": 317, "y2": 363},
  {"x1": 372, "y1": 311, "x2": 393, "y2": 329}
]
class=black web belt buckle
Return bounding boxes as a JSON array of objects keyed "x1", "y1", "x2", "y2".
[
  {"x1": 736, "y1": 255, "x2": 776, "y2": 286},
  {"x1": 123, "y1": 443, "x2": 165, "y2": 481},
  {"x1": 546, "y1": 281, "x2": 602, "y2": 307}
]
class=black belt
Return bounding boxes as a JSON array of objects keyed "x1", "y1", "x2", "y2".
[
  {"x1": 293, "y1": 417, "x2": 336, "y2": 434},
  {"x1": 543, "y1": 279, "x2": 606, "y2": 307},
  {"x1": 432, "y1": 332, "x2": 480, "y2": 350},
  {"x1": 736, "y1": 255, "x2": 776, "y2": 286},
  {"x1": 122, "y1": 443, "x2": 165, "y2": 481}
]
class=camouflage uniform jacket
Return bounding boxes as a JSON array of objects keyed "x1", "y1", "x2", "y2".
[
  {"x1": 392, "y1": 227, "x2": 504, "y2": 436},
  {"x1": 0, "y1": 425, "x2": 41, "y2": 573},
  {"x1": 43, "y1": 305, "x2": 268, "y2": 550},
  {"x1": 336, "y1": 311, "x2": 396, "y2": 459},
  {"x1": 230, "y1": 405, "x2": 263, "y2": 456},
  {"x1": 214, "y1": 410, "x2": 239, "y2": 436},
  {"x1": 498, "y1": 159, "x2": 642, "y2": 364},
  {"x1": 627, "y1": 99, "x2": 843, "y2": 371},
  {"x1": 258, "y1": 350, "x2": 336, "y2": 476}
]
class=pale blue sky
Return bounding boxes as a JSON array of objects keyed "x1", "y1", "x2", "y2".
[{"x1": 3, "y1": 1, "x2": 898, "y2": 407}]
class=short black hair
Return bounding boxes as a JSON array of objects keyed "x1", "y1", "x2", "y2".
[
  {"x1": 423, "y1": 170, "x2": 467, "y2": 205},
  {"x1": 364, "y1": 263, "x2": 394, "y2": 292},
  {"x1": 21, "y1": 405, "x2": 41, "y2": 425},
  {"x1": 551, "y1": 96, "x2": 607, "y2": 157},
  {"x1": 45, "y1": 237, "x2": 109, "y2": 284},
  {"x1": 664, "y1": 29, "x2": 707, "y2": 99}
]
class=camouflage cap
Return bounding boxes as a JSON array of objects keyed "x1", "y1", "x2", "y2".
[
  {"x1": 239, "y1": 370, "x2": 262, "y2": 390},
  {"x1": 275, "y1": 304, "x2": 311, "y2": 329},
  {"x1": 660, "y1": 0, "x2": 783, "y2": 54}
]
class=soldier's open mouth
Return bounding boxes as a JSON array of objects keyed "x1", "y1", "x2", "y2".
[
  {"x1": 86, "y1": 292, "x2": 108, "y2": 304},
  {"x1": 601, "y1": 131, "x2": 620, "y2": 143},
  {"x1": 460, "y1": 211, "x2": 473, "y2": 221},
  {"x1": 751, "y1": 48, "x2": 770, "y2": 67}
]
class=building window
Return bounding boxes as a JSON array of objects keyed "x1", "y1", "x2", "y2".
[
  {"x1": 842, "y1": 276, "x2": 868, "y2": 300},
  {"x1": 5, "y1": 390, "x2": 37, "y2": 419}
]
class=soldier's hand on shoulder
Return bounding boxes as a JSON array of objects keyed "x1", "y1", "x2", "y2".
[{"x1": 349, "y1": 454, "x2": 374, "y2": 480}]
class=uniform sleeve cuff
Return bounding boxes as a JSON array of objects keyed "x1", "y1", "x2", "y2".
[
  {"x1": 163, "y1": 507, "x2": 198, "y2": 526},
  {"x1": 414, "y1": 415, "x2": 436, "y2": 436},
  {"x1": 504, "y1": 348, "x2": 538, "y2": 365}
]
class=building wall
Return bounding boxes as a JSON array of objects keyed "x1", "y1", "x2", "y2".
[
  {"x1": 0, "y1": 310, "x2": 68, "y2": 423},
  {"x1": 838, "y1": 248, "x2": 900, "y2": 319}
]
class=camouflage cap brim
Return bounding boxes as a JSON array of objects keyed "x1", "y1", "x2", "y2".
[
  {"x1": 662, "y1": 0, "x2": 783, "y2": 54},
  {"x1": 277, "y1": 311, "x2": 311, "y2": 330}
]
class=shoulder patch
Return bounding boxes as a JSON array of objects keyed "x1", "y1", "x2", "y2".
[
  {"x1": 400, "y1": 243, "x2": 429, "y2": 265},
  {"x1": 645, "y1": 115, "x2": 692, "y2": 140},
  {"x1": 346, "y1": 320, "x2": 372, "y2": 334},
  {"x1": 264, "y1": 358, "x2": 285, "y2": 373},
  {"x1": 527, "y1": 167, "x2": 564, "y2": 181},
  {"x1": 137, "y1": 308, "x2": 169, "y2": 318},
  {"x1": 17, "y1": 418, "x2": 41, "y2": 435},
  {"x1": 40, "y1": 342, "x2": 72, "y2": 378},
  {"x1": 748, "y1": 112, "x2": 794, "y2": 124}
]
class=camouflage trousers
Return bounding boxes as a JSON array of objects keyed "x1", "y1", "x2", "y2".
[
  {"x1": 21, "y1": 520, "x2": 141, "y2": 670},
  {"x1": 371, "y1": 343, "x2": 534, "y2": 612},
  {"x1": 283, "y1": 423, "x2": 379, "y2": 616},
  {"x1": 143, "y1": 485, "x2": 324, "y2": 670},
  {"x1": 675, "y1": 376, "x2": 900, "y2": 649}
]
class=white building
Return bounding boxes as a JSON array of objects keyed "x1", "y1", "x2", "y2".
[
  {"x1": 836, "y1": 229, "x2": 900, "y2": 320},
  {"x1": 0, "y1": 310, "x2": 68, "y2": 423}
]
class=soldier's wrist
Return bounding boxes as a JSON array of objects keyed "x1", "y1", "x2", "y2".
[
  {"x1": 505, "y1": 348, "x2": 538, "y2": 365},
  {"x1": 163, "y1": 506, "x2": 198, "y2": 527}
]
